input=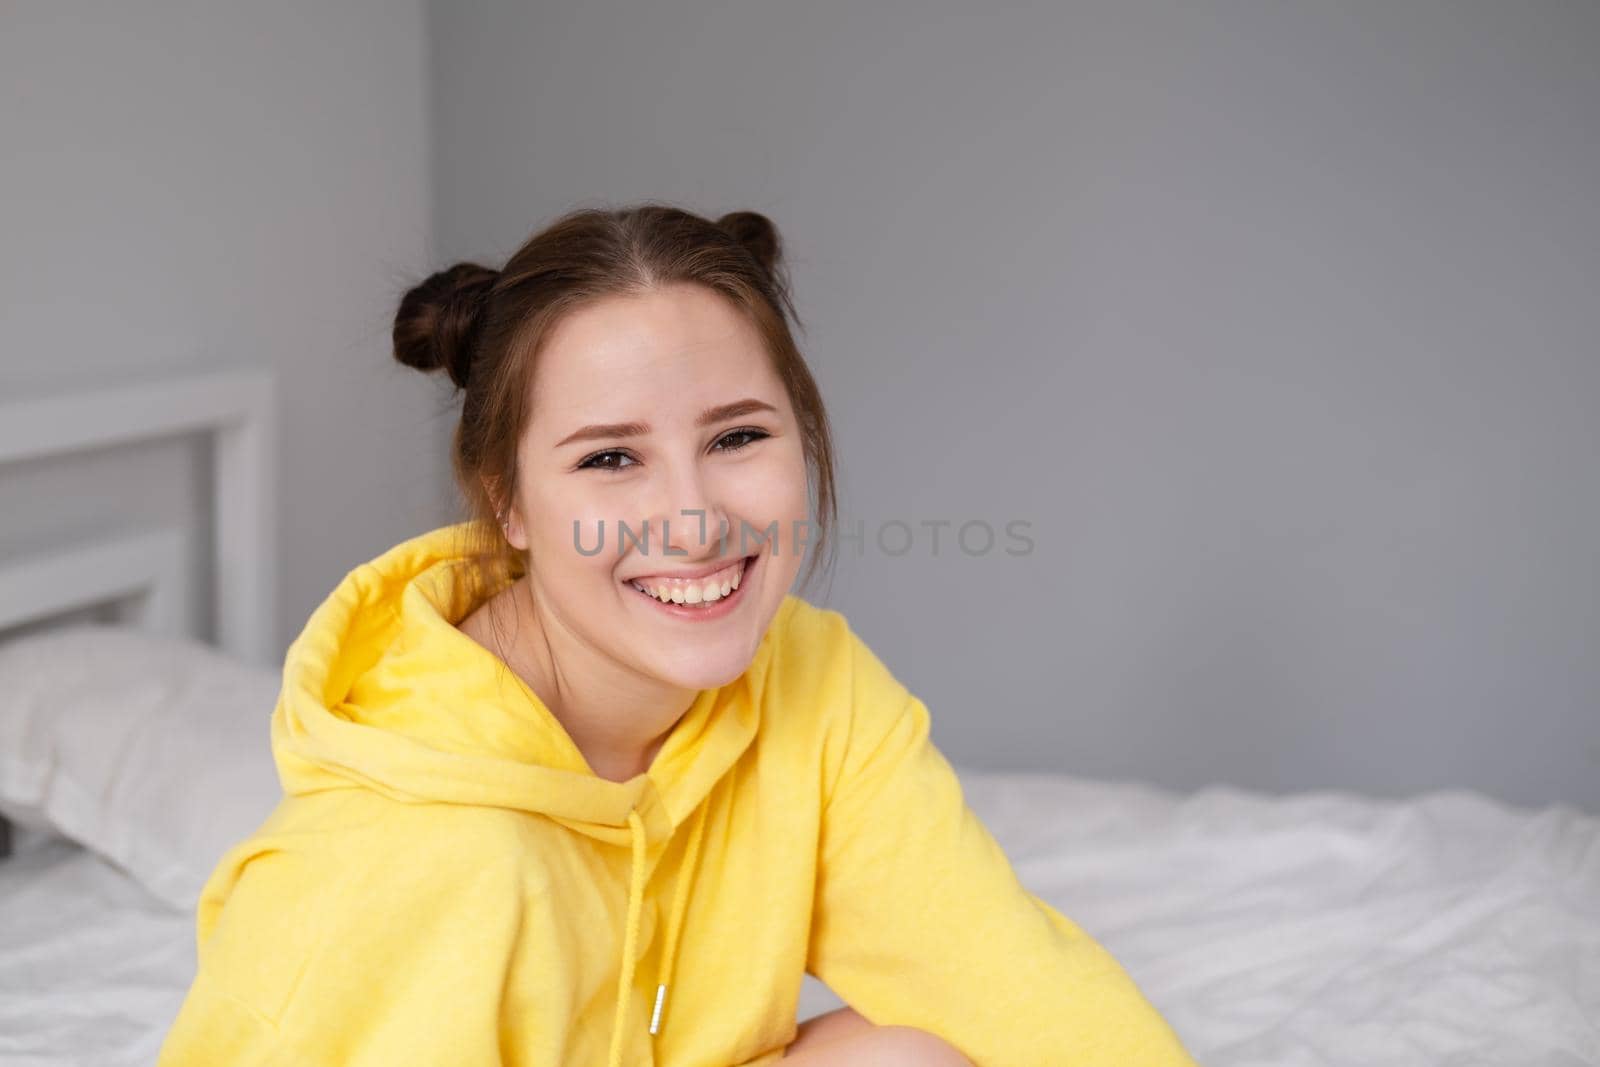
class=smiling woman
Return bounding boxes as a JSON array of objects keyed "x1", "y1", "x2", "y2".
[{"x1": 155, "y1": 203, "x2": 1197, "y2": 1067}]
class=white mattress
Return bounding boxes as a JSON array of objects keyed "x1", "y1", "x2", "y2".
[{"x1": 3, "y1": 772, "x2": 1598, "y2": 1066}]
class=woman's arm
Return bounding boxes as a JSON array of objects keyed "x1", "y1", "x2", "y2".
[
  {"x1": 785, "y1": 1006, "x2": 875, "y2": 1054},
  {"x1": 801, "y1": 625, "x2": 1198, "y2": 1066},
  {"x1": 781, "y1": 1008, "x2": 973, "y2": 1066}
]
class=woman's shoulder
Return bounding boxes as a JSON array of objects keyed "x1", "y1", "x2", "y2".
[
  {"x1": 769, "y1": 592, "x2": 906, "y2": 670},
  {"x1": 762, "y1": 593, "x2": 855, "y2": 681},
  {"x1": 760, "y1": 595, "x2": 916, "y2": 730}
]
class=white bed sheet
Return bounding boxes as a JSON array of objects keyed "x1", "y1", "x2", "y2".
[
  {"x1": 964, "y1": 772, "x2": 1600, "y2": 1066},
  {"x1": 3, "y1": 772, "x2": 1597, "y2": 1066},
  {"x1": 0, "y1": 826, "x2": 192, "y2": 1067}
]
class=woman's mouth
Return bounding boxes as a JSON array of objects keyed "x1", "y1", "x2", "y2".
[{"x1": 624, "y1": 553, "x2": 758, "y2": 622}]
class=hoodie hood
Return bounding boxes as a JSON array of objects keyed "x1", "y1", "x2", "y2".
[{"x1": 269, "y1": 521, "x2": 787, "y2": 1065}]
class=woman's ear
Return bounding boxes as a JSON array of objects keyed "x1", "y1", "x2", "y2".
[
  {"x1": 503, "y1": 508, "x2": 527, "y2": 551},
  {"x1": 482, "y1": 475, "x2": 526, "y2": 551}
]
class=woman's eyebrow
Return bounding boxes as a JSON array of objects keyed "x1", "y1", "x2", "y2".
[{"x1": 554, "y1": 398, "x2": 778, "y2": 448}]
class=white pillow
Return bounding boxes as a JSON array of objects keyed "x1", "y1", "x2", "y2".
[{"x1": 0, "y1": 622, "x2": 284, "y2": 911}]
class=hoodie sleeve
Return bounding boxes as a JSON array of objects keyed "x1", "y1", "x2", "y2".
[
  {"x1": 804, "y1": 627, "x2": 1198, "y2": 1067},
  {"x1": 158, "y1": 831, "x2": 541, "y2": 1067},
  {"x1": 157, "y1": 968, "x2": 314, "y2": 1067}
]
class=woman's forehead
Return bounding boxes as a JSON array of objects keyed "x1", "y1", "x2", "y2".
[
  {"x1": 529, "y1": 288, "x2": 784, "y2": 432},
  {"x1": 543, "y1": 286, "x2": 759, "y2": 367}
]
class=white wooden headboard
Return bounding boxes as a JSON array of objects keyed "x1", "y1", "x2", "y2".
[
  {"x1": 0, "y1": 368, "x2": 278, "y2": 663},
  {"x1": 0, "y1": 368, "x2": 278, "y2": 857}
]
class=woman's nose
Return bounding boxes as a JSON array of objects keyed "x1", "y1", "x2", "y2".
[{"x1": 640, "y1": 469, "x2": 731, "y2": 561}]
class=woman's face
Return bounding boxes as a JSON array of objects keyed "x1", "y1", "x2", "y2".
[{"x1": 504, "y1": 281, "x2": 810, "y2": 692}]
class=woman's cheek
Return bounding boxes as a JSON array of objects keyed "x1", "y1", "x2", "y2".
[
  {"x1": 530, "y1": 490, "x2": 617, "y2": 565},
  {"x1": 732, "y1": 454, "x2": 812, "y2": 559}
]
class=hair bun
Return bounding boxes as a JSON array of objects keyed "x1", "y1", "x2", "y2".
[
  {"x1": 393, "y1": 262, "x2": 499, "y2": 389},
  {"x1": 715, "y1": 211, "x2": 784, "y2": 278}
]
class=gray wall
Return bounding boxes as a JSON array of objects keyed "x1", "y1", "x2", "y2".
[
  {"x1": 1, "y1": 3, "x2": 446, "y2": 659},
  {"x1": 430, "y1": 1, "x2": 1600, "y2": 813}
]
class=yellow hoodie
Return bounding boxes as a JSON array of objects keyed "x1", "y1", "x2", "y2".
[{"x1": 157, "y1": 522, "x2": 1196, "y2": 1066}]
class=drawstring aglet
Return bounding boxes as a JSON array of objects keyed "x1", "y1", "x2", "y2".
[{"x1": 649, "y1": 982, "x2": 667, "y2": 1035}]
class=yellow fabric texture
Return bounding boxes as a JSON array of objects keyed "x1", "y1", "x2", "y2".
[{"x1": 157, "y1": 522, "x2": 1197, "y2": 1066}]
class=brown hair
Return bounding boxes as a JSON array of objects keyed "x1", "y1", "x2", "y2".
[{"x1": 392, "y1": 200, "x2": 838, "y2": 607}]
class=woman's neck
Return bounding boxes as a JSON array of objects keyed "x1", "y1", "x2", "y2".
[{"x1": 458, "y1": 576, "x2": 696, "y2": 783}]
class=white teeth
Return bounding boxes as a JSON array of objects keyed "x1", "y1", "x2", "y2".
[{"x1": 629, "y1": 556, "x2": 750, "y2": 606}]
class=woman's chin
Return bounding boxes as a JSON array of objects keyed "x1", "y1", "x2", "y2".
[{"x1": 641, "y1": 641, "x2": 762, "y2": 694}]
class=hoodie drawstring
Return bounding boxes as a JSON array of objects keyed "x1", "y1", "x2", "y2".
[
  {"x1": 652, "y1": 798, "x2": 710, "y2": 1035},
  {"x1": 605, "y1": 799, "x2": 712, "y2": 1067}
]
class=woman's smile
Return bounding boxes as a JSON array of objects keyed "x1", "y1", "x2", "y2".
[{"x1": 623, "y1": 551, "x2": 761, "y2": 622}]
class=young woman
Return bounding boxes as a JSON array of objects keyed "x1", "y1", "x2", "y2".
[{"x1": 158, "y1": 204, "x2": 1196, "y2": 1066}]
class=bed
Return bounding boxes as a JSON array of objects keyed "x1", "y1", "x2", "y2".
[{"x1": 2, "y1": 373, "x2": 1597, "y2": 1066}]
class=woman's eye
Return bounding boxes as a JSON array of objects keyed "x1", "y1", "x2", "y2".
[
  {"x1": 715, "y1": 428, "x2": 770, "y2": 453},
  {"x1": 576, "y1": 429, "x2": 767, "y2": 473},
  {"x1": 577, "y1": 449, "x2": 638, "y2": 472}
]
